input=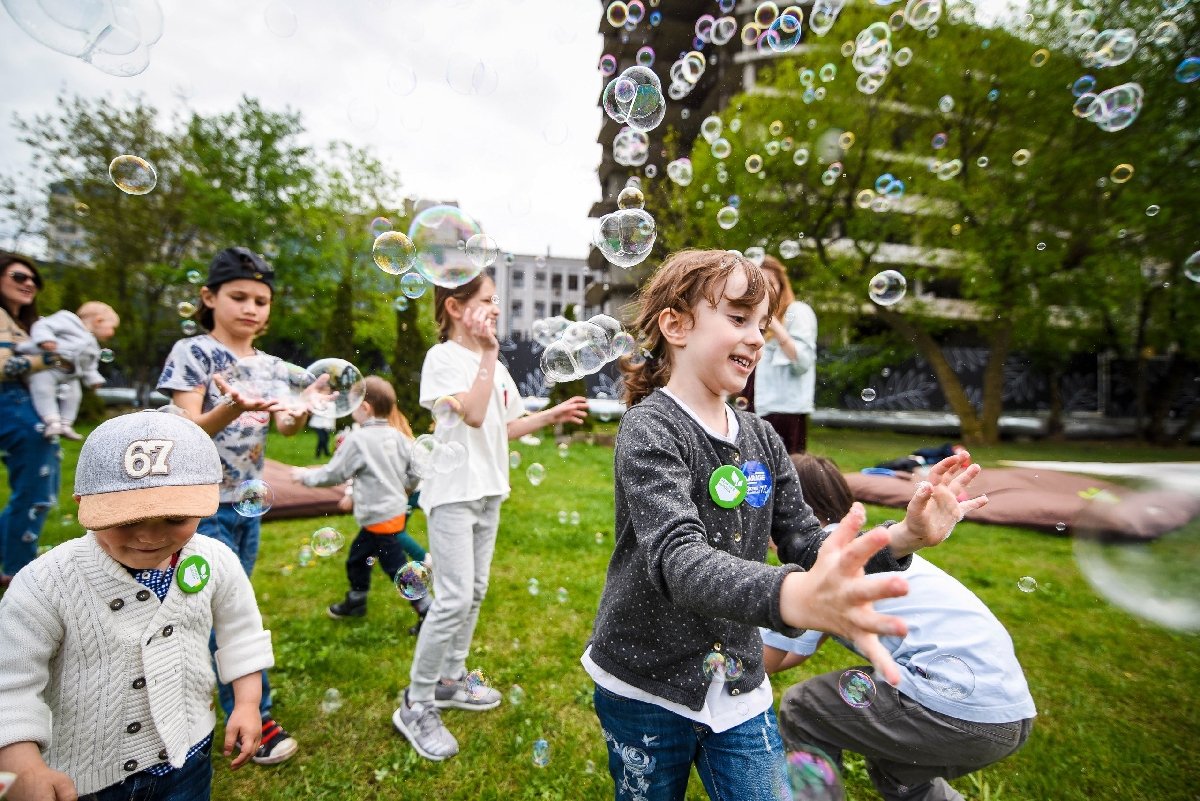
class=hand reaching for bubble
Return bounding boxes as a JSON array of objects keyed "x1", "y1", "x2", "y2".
[
  {"x1": 546, "y1": 395, "x2": 588, "y2": 425},
  {"x1": 212, "y1": 373, "x2": 287, "y2": 414},
  {"x1": 889, "y1": 452, "x2": 989, "y2": 557}
]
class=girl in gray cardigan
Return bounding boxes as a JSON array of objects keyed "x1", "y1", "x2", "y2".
[{"x1": 583, "y1": 250, "x2": 988, "y2": 801}]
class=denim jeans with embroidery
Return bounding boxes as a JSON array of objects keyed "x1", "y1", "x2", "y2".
[{"x1": 593, "y1": 683, "x2": 789, "y2": 801}]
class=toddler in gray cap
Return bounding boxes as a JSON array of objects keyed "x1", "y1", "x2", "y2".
[{"x1": 0, "y1": 410, "x2": 274, "y2": 801}]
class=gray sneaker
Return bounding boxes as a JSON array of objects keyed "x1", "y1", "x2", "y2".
[
  {"x1": 434, "y1": 674, "x2": 502, "y2": 711},
  {"x1": 393, "y1": 692, "x2": 459, "y2": 761}
]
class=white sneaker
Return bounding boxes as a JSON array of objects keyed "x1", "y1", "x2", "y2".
[
  {"x1": 434, "y1": 674, "x2": 502, "y2": 711},
  {"x1": 393, "y1": 691, "x2": 459, "y2": 761}
]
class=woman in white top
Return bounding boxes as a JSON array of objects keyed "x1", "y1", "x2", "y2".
[{"x1": 753, "y1": 255, "x2": 817, "y2": 453}]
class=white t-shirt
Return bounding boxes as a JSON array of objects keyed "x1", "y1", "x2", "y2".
[{"x1": 418, "y1": 341, "x2": 524, "y2": 511}]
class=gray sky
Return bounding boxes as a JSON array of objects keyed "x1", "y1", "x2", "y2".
[{"x1": 0, "y1": 0, "x2": 605, "y2": 258}]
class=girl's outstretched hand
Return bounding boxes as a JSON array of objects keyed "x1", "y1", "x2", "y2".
[
  {"x1": 212, "y1": 373, "x2": 287, "y2": 414},
  {"x1": 546, "y1": 396, "x2": 589, "y2": 425},
  {"x1": 890, "y1": 452, "x2": 989, "y2": 557},
  {"x1": 300, "y1": 372, "x2": 338, "y2": 415},
  {"x1": 780, "y1": 503, "x2": 910, "y2": 687}
]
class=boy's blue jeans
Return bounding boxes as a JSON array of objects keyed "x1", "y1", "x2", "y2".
[
  {"x1": 0, "y1": 382, "x2": 60, "y2": 577},
  {"x1": 196, "y1": 504, "x2": 271, "y2": 721},
  {"x1": 77, "y1": 738, "x2": 211, "y2": 801},
  {"x1": 593, "y1": 684, "x2": 790, "y2": 801}
]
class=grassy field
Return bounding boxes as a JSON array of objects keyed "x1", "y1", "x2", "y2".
[{"x1": 7, "y1": 424, "x2": 1200, "y2": 799}]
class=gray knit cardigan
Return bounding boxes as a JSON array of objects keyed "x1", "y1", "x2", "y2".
[{"x1": 587, "y1": 390, "x2": 908, "y2": 711}]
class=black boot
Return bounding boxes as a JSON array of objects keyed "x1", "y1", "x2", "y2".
[{"x1": 328, "y1": 591, "x2": 368, "y2": 619}]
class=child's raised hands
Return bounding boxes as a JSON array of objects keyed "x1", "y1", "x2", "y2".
[
  {"x1": 889, "y1": 452, "x2": 989, "y2": 557},
  {"x1": 779, "y1": 503, "x2": 910, "y2": 687}
]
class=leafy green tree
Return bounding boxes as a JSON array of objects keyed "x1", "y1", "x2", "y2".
[{"x1": 657, "y1": 0, "x2": 1197, "y2": 443}]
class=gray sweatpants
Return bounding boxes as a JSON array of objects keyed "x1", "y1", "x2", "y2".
[
  {"x1": 408, "y1": 496, "x2": 502, "y2": 702},
  {"x1": 27, "y1": 370, "x2": 81, "y2": 427},
  {"x1": 778, "y1": 667, "x2": 1033, "y2": 801}
]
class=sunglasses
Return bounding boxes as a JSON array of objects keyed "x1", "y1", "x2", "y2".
[{"x1": 6, "y1": 271, "x2": 37, "y2": 286}]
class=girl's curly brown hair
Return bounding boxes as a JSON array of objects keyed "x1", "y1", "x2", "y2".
[{"x1": 619, "y1": 249, "x2": 779, "y2": 407}]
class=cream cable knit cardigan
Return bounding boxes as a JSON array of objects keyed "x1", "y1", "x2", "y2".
[{"x1": 0, "y1": 532, "x2": 273, "y2": 795}]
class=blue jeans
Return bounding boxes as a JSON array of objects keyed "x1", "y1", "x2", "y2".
[
  {"x1": 0, "y1": 382, "x2": 60, "y2": 577},
  {"x1": 78, "y1": 738, "x2": 212, "y2": 801},
  {"x1": 197, "y1": 504, "x2": 271, "y2": 720},
  {"x1": 593, "y1": 684, "x2": 790, "y2": 801}
]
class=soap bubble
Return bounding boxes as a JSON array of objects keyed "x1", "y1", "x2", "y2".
[
  {"x1": 400, "y1": 272, "x2": 428, "y2": 299},
  {"x1": 233, "y1": 479, "x2": 274, "y2": 518},
  {"x1": 464, "y1": 668, "x2": 490, "y2": 700},
  {"x1": 938, "y1": 94, "x2": 954, "y2": 113},
  {"x1": 557, "y1": 442, "x2": 569, "y2": 459},
  {"x1": 613, "y1": 128, "x2": 650, "y2": 167},
  {"x1": 716, "y1": 206, "x2": 740, "y2": 230},
  {"x1": 723, "y1": 654, "x2": 745, "y2": 680},
  {"x1": 1110, "y1": 163, "x2": 1134, "y2": 184},
  {"x1": 765, "y1": 12, "x2": 802, "y2": 52},
  {"x1": 785, "y1": 747, "x2": 843, "y2": 800},
  {"x1": 311, "y1": 526, "x2": 344, "y2": 557},
  {"x1": 395, "y1": 560, "x2": 432, "y2": 600},
  {"x1": 666, "y1": 157, "x2": 694, "y2": 186},
  {"x1": 508, "y1": 684, "x2": 526, "y2": 705},
  {"x1": 602, "y1": 66, "x2": 666, "y2": 132},
  {"x1": 905, "y1": 0, "x2": 941, "y2": 30},
  {"x1": 408, "y1": 205, "x2": 484, "y2": 288},
  {"x1": 931, "y1": 132, "x2": 948, "y2": 149},
  {"x1": 1085, "y1": 28, "x2": 1137, "y2": 68},
  {"x1": 177, "y1": 301, "x2": 196, "y2": 317},
  {"x1": 5, "y1": 0, "x2": 164, "y2": 75},
  {"x1": 372, "y1": 231, "x2": 416, "y2": 276},
  {"x1": 532, "y1": 739, "x2": 550, "y2": 767},
  {"x1": 98, "y1": 348, "x2": 115, "y2": 363},
  {"x1": 1184, "y1": 251, "x2": 1200, "y2": 283},
  {"x1": 1017, "y1": 576, "x2": 1038, "y2": 593},
  {"x1": 392, "y1": 296, "x2": 409, "y2": 312},
  {"x1": 556, "y1": 586, "x2": 569, "y2": 603},
  {"x1": 701, "y1": 115, "x2": 723, "y2": 143},
  {"x1": 465, "y1": 234, "x2": 499, "y2": 269},
  {"x1": 432, "y1": 395, "x2": 465, "y2": 430},
  {"x1": 528, "y1": 577, "x2": 540, "y2": 595},
  {"x1": 320, "y1": 688, "x2": 343, "y2": 714},
  {"x1": 594, "y1": 208, "x2": 656, "y2": 268},
  {"x1": 1088, "y1": 82, "x2": 1144, "y2": 132},
  {"x1": 606, "y1": 0, "x2": 627, "y2": 26},
  {"x1": 1072, "y1": 75, "x2": 1097, "y2": 97},
  {"x1": 1072, "y1": 475, "x2": 1200, "y2": 631},
  {"x1": 618, "y1": 186, "x2": 645, "y2": 210},
  {"x1": 861, "y1": 388, "x2": 877, "y2": 402},
  {"x1": 599, "y1": 53, "x2": 617, "y2": 75},
  {"x1": 445, "y1": 54, "x2": 498, "y2": 96},
  {"x1": 701, "y1": 651, "x2": 726, "y2": 680},
  {"x1": 780, "y1": 240, "x2": 801, "y2": 259},
  {"x1": 1030, "y1": 48, "x2": 1050, "y2": 67},
  {"x1": 793, "y1": 147, "x2": 810, "y2": 166},
  {"x1": 186, "y1": 269, "x2": 202, "y2": 284},
  {"x1": 868, "y1": 270, "x2": 907, "y2": 306},
  {"x1": 837, "y1": 668, "x2": 876, "y2": 707},
  {"x1": 526, "y1": 463, "x2": 546, "y2": 486},
  {"x1": 745, "y1": 154, "x2": 764, "y2": 174},
  {"x1": 926, "y1": 654, "x2": 975, "y2": 700},
  {"x1": 1011, "y1": 148, "x2": 1032, "y2": 166},
  {"x1": 1146, "y1": 205, "x2": 1160, "y2": 217},
  {"x1": 108, "y1": 156, "x2": 157, "y2": 195},
  {"x1": 1176, "y1": 57, "x2": 1200, "y2": 84},
  {"x1": 306, "y1": 358, "x2": 365, "y2": 417}
]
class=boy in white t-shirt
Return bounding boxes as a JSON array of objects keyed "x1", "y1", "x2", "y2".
[{"x1": 766, "y1": 455, "x2": 1035, "y2": 801}]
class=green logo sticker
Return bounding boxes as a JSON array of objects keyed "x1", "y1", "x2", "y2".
[
  {"x1": 176, "y1": 555, "x2": 211, "y2": 594},
  {"x1": 708, "y1": 465, "x2": 748, "y2": 509}
]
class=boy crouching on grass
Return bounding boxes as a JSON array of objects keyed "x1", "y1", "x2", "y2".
[{"x1": 0, "y1": 410, "x2": 274, "y2": 801}]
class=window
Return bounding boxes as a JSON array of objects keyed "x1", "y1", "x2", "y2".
[
  {"x1": 512, "y1": 270, "x2": 524, "y2": 288},
  {"x1": 551, "y1": 302, "x2": 563, "y2": 316},
  {"x1": 535, "y1": 272, "x2": 547, "y2": 289},
  {"x1": 568, "y1": 275, "x2": 579, "y2": 291},
  {"x1": 534, "y1": 301, "x2": 546, "y2": 318},
  {"x1": 511, "y1": 300, "x2": 523, "y2": 318},
  {"x1": 551, "y1": 273, "x2": 563, "y2": 290}
]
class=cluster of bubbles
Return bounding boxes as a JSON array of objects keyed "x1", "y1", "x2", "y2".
[
  {"x1": 1071, "y1": 81, "x2": 1144, "y2": 132},
  {"x1": 108, "y1": 155, "x2": 157, "y2": 195},
  {"x1": 556, "y1": 509, "x2": 582, "y2": 526},
  {"x1": 837, "y1": 668, "x2": 877, "y2": 708},
  {"x1": 371, "y1": 205, "x2": 496, "y2": 289},
  {"x1": 395, "y1": 560, "x2": 432, "y2": 600},
  {"x1": 537, "y1": 313, "x2": 637, "y2": 383},
  {"x1": 410, "y1": 433, "x2": 468, "y2": 478},
  {"x1": 224, "y1": 355, "x2": 365, "y2": 418},
  {"x1": 4, "y1": 0, "x2": 164, "y2": 76},
  {"x1": 593, "y1": 204, "x2": 656, "y2": 268},
  {"x1": 602, "y1": 65, "x2": 666, "y2": 132}
]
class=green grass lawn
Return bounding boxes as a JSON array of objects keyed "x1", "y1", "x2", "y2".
[{"x1": 8, "y1": 424, "x2": 1200, "y2": 799}]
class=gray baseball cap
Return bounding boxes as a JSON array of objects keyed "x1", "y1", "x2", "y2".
[{"x1": 74, "y1": 410, "x2": 221, "y2": 529}]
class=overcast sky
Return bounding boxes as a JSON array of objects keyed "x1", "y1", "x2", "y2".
[{"x1": 0, "y1": 0, "x2": 606, "y2": 258}]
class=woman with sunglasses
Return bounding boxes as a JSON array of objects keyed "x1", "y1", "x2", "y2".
[{"x1": 0, "y1": 252, "x2": 61, "y2": 588}]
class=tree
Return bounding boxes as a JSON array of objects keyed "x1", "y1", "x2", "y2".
[{"x1": 655, "y1": 0, "x2": 1198, "y2": 443}]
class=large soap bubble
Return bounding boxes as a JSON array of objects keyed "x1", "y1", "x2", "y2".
[
  {"x1": 613, "y1": 128, "x2": 650, "y2": 167},
  {"x1": 594, "y1": 208, "x2": 656, "y2": 269},
  {"x1": 407, "y1": 205, "x2": 485, "y2": 288},
  {"x1": 1072, "y1": 472, "x2": 1200, "y2": 632},
  {"x1": 3, "y1": 0, "x2": 163, "y2": 76},
  {"x1": 305, "y1": 358, "x2": 365, "y2": 418},
  {"x1": 602, "y1": 65, "x2": 666, "y2": 132}
]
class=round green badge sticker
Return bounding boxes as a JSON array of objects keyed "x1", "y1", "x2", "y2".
[
  {"x1": 176, "y1": 555, "x2": 211, "y2": 594},
  {"x1": 708, "y1": 464, "x2": 748, "y2": 509}
]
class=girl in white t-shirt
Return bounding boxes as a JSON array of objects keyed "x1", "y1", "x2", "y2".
[{"x1": 393, "y1": 273, "x2": 588, "y2": 762}]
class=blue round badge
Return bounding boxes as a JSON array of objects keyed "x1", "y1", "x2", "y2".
[{"x1": 741, "y1": 461, "x2": 773, "y2": 508}]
